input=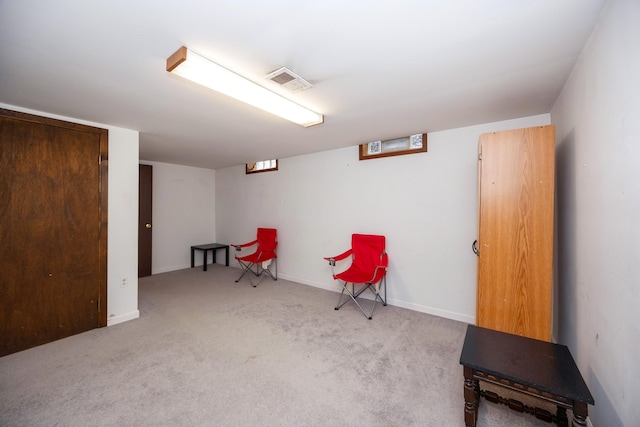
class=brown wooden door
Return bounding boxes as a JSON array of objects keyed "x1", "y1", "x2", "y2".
[
  {"x1": 476, "y1": 125, "x2": 555, "y2": 341},
  {"x1": 138, "y1": 164, "x2": 152, "y2": 277},
  {"x1": 0, "y1": 108, "x2": 108, "y2": 357}
]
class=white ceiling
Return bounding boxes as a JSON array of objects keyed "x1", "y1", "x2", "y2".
[{"x1": 0, "y1": 0, "x2": 606, "y2": 170}]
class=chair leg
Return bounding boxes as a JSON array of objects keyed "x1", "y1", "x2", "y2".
[
  {"x1": 334, "y1": 285, "x2": 351, "y2": 310},
  {"x1": 235, "y1": 260, "x2": 256, "y2": 283},
  {"x1": 248, "y1": 259, "x2": 277, "y2": 287},
  {"x1": 335, "y1": 281, "x2": 384, "y2": 320}
]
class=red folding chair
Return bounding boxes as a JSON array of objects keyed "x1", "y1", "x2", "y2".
[
  {"x1": 324, "y1": 234, "x2": 388, "y2": 319},
  {"x1": 232, "y1": 228, "x2": 278, "y2": 287}
]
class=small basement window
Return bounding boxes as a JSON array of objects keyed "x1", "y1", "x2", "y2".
[{"x1": 246, "y1": 159, "x2": 278, "y2": 174}]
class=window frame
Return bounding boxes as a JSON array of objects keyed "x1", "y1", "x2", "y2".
[
  {"x1": 359, "y1": 133, "x2": 428, "y2": 160},
  {"x1": 246, "y1": 159, "x2": 278, "y2": 174}
]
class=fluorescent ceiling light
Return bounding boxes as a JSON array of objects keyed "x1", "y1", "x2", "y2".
[{"x1": 166, "y1": 46, "x2": 324, "y2": 127}]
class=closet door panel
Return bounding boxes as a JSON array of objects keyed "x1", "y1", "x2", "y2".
[
  {"x1": 0, "y1": 108, "x2": 108, "y2": 356},
  {"x1": 476, "y1": 125, "x2": 554, "y2": 341}
]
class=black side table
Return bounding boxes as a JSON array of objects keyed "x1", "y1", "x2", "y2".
[
  {"x1": 190, "y1": 243, "x2": 229, "y2": 271},
  {"x1": 459, "y1": 324, "x2": 594, "y2": 427}
]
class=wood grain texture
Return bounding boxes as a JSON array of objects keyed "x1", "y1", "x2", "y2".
[
  {"x1": 476, "y1": 125, "x2": 555, "y2": 341},
  {"x1": 0, "y1": 108, "x2": 108, "y2": 356}
]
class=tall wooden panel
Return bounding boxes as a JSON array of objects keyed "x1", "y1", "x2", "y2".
[
  {"x1": 476, "y1": 125, "x2": 555, "y2": 341},
  {"x1": 0, "y1": 108, "x2": 108, "y2": 356},
  {"x1": 138, "y1": 164, "x2": 153, "y2": 277}
]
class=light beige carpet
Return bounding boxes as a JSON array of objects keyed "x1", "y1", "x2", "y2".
[{"x1": 1, "y1": 265, "x2": 558, "y2": 426}]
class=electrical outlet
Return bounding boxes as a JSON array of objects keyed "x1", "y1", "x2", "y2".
[{"x1": 121, "y1": 278, "x2": 127, "y2": 287}]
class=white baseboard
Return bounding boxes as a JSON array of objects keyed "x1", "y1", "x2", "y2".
[
  {"x1": 152, "y1": 264, "x2": 190, "y2": 274},
  {"x1": 278, "y1": 272, "x2": 475, "y2": 325},
  {"x1": 107, "y1": 310, "x2": 140, "y2": 326},
  {"x1": 153, "y1": 260, "x2": 238, "y2": 274},
  {"x1": 148, "y1": 267, "x2": 475, "y2": 325},
  {"x1": 279, "y1": 272, "x2": 341, "y2": 293},
  {"x1": 389, "y1": 299, "x2": 475, "y2": 324}
]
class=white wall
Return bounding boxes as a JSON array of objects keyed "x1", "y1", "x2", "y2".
[
  {"x1": 0, "y1": 103, "x2": 140, "y2": 326},
  {"x1": 216, "y1": 114, "x2": 549, "y2": 323},
  {"x1": 105, "y1": 127, "x2": 140, "y2": 325},
  {"x1": 551, "y1": 1, "x2": 640, "y2": 426},
  {"x1": 140, "y1": 161, "x2": 216, "y2": 274}
]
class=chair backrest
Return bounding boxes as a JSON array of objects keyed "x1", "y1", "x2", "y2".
[
  {"x1": 351, "y1": 234, "x2": 385, "y2": 272},
  {"x1": 257, "y1": 228, "x2": 278, "y2": 252}
]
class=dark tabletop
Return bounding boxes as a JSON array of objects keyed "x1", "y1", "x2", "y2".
[
  {"x1": 460, "y1": 324, "x2": 594, "y2": 404},
  {"x1": 191, "y1": 243, "x2": 229, "y2": 249}
]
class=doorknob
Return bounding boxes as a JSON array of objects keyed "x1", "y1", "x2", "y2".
[
  {"x1": 472, "y1": 240, "x2": 479, "y2": 256},
  {"x1": 145, "y1": 223, "x2": 152, "y2": 229}
]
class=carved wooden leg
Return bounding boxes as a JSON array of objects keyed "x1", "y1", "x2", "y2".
[
  {"x1": 556, "y1": 406, "x2": 569, "y2": 427},
  {"x1": 463, "y1": 366, "x2": 479, "y2": 427},
  {"x1": 572, "y1": 402, "x2": 588, "y2": 427}
]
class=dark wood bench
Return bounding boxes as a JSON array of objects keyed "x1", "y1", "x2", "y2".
[{"x1": 459, "y1": 325, "x2": 594, "y2": 427}]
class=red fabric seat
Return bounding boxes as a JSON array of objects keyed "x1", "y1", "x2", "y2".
[
  {"x1": 232, "y1": 228, "x2": 277, "y2": 287},
  {"x1": 325, "y1": 234, "x2": 388, "y2": 319}
]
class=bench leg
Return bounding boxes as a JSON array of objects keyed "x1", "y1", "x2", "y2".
[
  {"x1": 557, "y1": 407, "x2": 569, "y2": 427},
  {"x1": 572, "y1": 402, "x2": 588, "y2": 427},
  {"x1": 463, "y1": 366, "x2": 479, "y2": 427},
  {"x1": 203, "y1": 250, "x2": 208, "y2": 271}
]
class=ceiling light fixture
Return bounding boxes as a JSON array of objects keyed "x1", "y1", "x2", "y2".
[{"x1": 166, "y1": 46, "x2": 324, "y2": 127}]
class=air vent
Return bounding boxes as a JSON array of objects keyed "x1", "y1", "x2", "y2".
[{"x1": 265, "y1": 67, "x2": 313, "y2": 92}]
